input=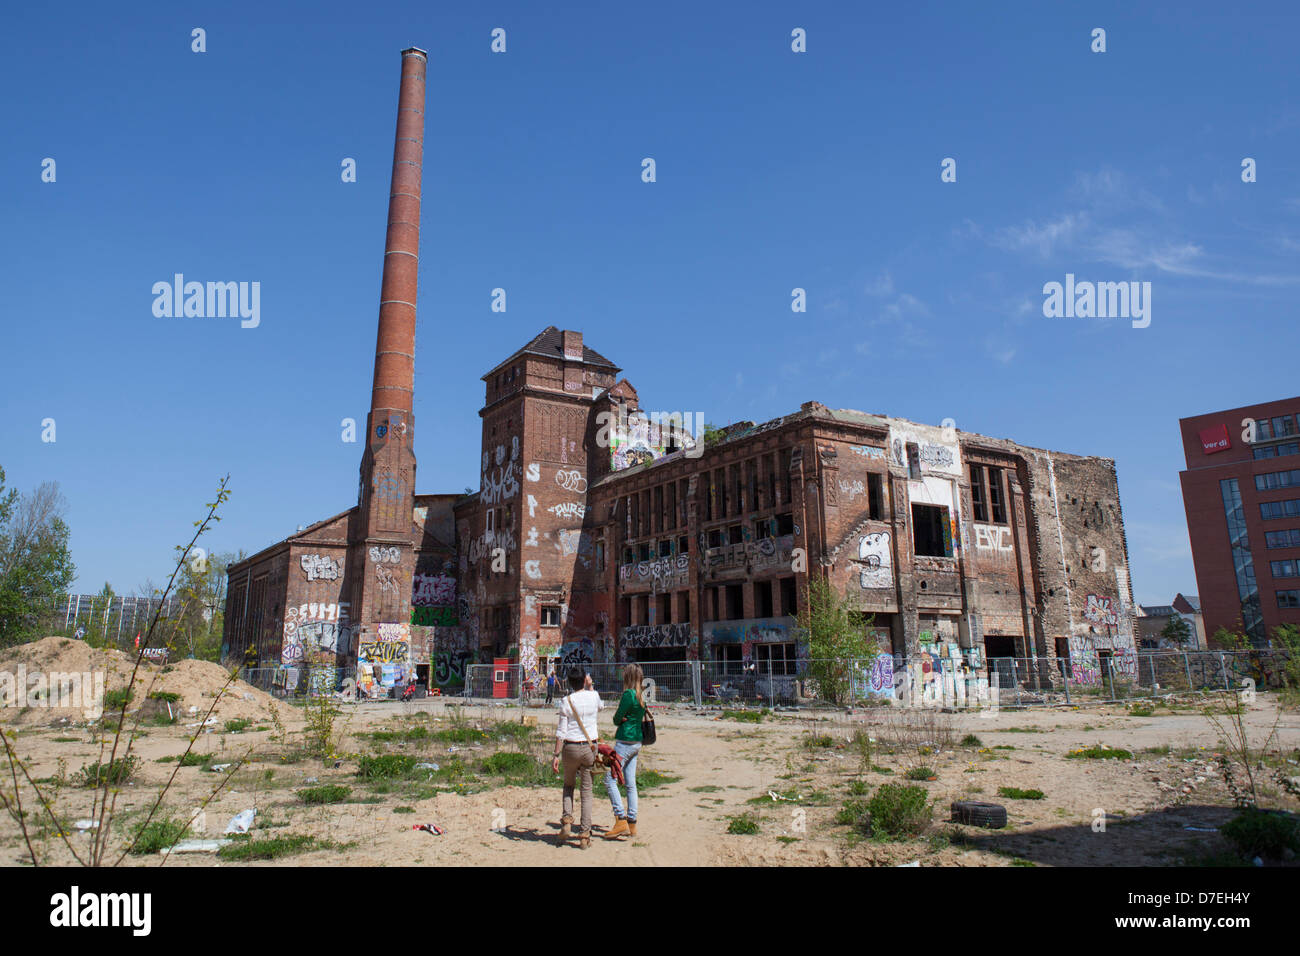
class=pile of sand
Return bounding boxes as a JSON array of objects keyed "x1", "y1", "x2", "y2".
[{"x1": 0, "y1": 637, "x2": 283, "y2": 726}]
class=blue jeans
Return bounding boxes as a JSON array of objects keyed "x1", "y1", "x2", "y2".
[{"x1": 606, "y1": 740, "x2": 641, "y2": 822}]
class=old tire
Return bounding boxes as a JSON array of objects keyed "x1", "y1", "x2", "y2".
[{"x1": 951, "y1": 800, "x2": 1007, "y2": 829}]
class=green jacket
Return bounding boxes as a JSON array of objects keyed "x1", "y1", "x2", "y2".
[{"x1": 612, "y1": 689, "x2": 646, "y2": 742}]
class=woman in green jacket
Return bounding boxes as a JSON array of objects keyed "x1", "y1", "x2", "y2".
[{"x1": 603, "y1": 663, "x2": 646, "y2": 840}]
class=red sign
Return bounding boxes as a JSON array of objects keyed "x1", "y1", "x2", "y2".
[{"x1": 1199, "y1": 423, "x2": 1231, "y2": 455}]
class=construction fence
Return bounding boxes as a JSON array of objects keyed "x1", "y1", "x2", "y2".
[
  {"x1": 470, "y1": 649, "x2": 1294, "y2": 710},
  {"x1": 236, "y1": 649, "x2": 1293, "y2": 710}
]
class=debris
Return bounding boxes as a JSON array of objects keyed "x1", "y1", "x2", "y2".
[
  {"x1": 224, "y1": 809, "x2": 256, "y2": 834},
  {"x1": 415, "y1": 762, "x2": 441, "y2": 771},
  {"x1": 414, "y1": 823, "x2": 445, "y2": 835},
  {"x1": 768, "y1": 790, "x2": 792, "y2": 802},
  {"x1": 895, "y1": 860, "x2": 920, "y2": 867},
  {"x1": 166, "y1": 839, "x2": 230, "y2": 854},
  {"x1": 210, "y1": 763, "x2": 232, "y2": 772},
  {"x1": 305, "y1": 777, "x2": 319, "y2": 784},
  {"x1": 73, "y1": 820, "x2": 99, "y2": 831}
]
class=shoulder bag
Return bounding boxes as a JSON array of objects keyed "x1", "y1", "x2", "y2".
[{"x1": 639, "y1": 692, "x2": 657, "y2": 746}]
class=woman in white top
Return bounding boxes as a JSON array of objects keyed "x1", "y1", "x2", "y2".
[{"x1": 552, "y1": 666, "x2": 604, "y2": 848}]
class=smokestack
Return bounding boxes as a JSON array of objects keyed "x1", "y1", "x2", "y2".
[{"x1": 370, "y1": 47, "x2": 427, "y2": 415}]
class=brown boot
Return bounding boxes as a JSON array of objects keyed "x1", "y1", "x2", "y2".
[
  {"x1": 557, "y1": 815, "x2": 573, "y2": 845},
  {"x1": 579, "y1": 829, "x2": 591, "y2": 849},
  {"x1": 604, "y1": 817, "x2": 630, "y2": 840},
  {"x1": 628, "y1": 821, "x2": 637, "y2": 838}
]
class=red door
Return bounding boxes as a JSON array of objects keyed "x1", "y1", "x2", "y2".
[{"x1": 492, "y1": 657, "x2": 509, "y2": 699}]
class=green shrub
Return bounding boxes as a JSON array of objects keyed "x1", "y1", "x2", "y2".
[
  {"x1": 726, "y1": 812, "x2": 760, "y2": 835},
  {"x1": 960, "y1": 734, "x2": 983, "y2": 747},
  {"x1": 1221, "y1": 810, "x2": 1300, "y2": 859},
  {"x1": 298, "y1": 785, "x2": 352, "y2": 804},
  {"x1": 1066, "y1": 745, "x2": 1132, "y2": 760},
  {"x1": 356, "y1": 754, "x2": 417, "y2": 779},
  {"x1": 76, "y1": 756, "x2": 139, "y2": 787},
  {"x1": 224, "y1": 719, "x2": 251, "y2": 733},
  {"x1": 905, "y1": 766, "x2": 936, "y2": 781},
  {"x1": 847, "y1": 779, "x2": 869, "y2": 796},
  {"x1": 103, "y1": 688, "x2": 132, "y2": 711},
  {"x1": 804, "y1": 734, "x2": 835, "y2": 749},
  {"x1": 867, "y1": 784, "x2": 931, "y2": 838},
  {"x1": 481, "y1": 751, "x2": 534, "y2": 775},
  {"x1": 393, "y1": 806, "x2": 415, "y2": 814},
  {"x1": 998, "y1": 786, "x2": 1045, "y2": 800},
  {"x1": 721, "y1": 709, "x2": 766, "y2": 723},
  {"x1": 836, "y1": 798, "x2": 871, "y2": 831},
  {"x1": 130, "y1": 817, "x2": 190, "y2": 855},
  {"x1": 147, "y1": 691, "x2": 181, "y2": 703},
  {"x1": 217, "y1": 834, "x2": 321, "y2": 861}
]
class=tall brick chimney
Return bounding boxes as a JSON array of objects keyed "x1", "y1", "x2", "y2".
[{"x1": 352, "y1": 47, "x2": 427, "y2": 632}]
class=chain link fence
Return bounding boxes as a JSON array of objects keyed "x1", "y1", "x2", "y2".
[{"x1": 451, "y1": 648, "x2": 1292, "y2": 710}]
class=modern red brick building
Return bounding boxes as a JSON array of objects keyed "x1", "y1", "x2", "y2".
[
  {"x1": 1179, "y1": 397, "x2": 1300, "y2": 646},
  {"x1": 222, "y1": 49, "x2": 1141, "y2": 699}
]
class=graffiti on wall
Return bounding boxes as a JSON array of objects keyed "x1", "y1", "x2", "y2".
[
  {"x1": 375, "y1": 564, "x2": 398, "y2": 595},
  {"x1": 548, "y1": 501, "x2": 585, "y2": 520},
  {"x1": 973, "y1": 524, "x2": 1013, "y2": 553},
  {"x1": 369, "y1": 546, "x2": 401, "y2": 564},
  {"x1": 412, "y1": 573, "x2": 455, "y2": 607},
  {"x1": 838, "y1": 479, "x2": 865, "y2": 502},
  {"x1": 620, "y1": 553, "x2": 690, "y2": 587},
  {"x1": 858, "y1": 532, "x2": 893, "y2": 589},
  {"x1": 559, "y1": 637, "x2": 595, "y2": 667},
  {"x1": 554, "y1": 469, "x2": 587, "y2": 493},
  {"x1": 1083, "y1": 593, "x2": 1118, "y2": 627},
  {"x1": 481, "y1": 439, "x2": 521, "y2": 505},
  {"x1": 850, "y1": 445, "x2": 886, "y2": 460},
  {"x1": 282, "y1": 601, "x2": 351, "y2": 665},
  {"x1": 411, "y1": 606, "x2": 458, "y2": 626},
  {"x1": 468, "y1": 526, "x2": 516, "y2": 565},
  {"x1": 300, "y1": 554, "x2": 342, "y2": 581},
  {"x1": 623, "y1": 623, "x2": 692, "y2": 649}
]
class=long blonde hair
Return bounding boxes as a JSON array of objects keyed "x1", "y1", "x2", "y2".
[{"x1": 622, "y1": 663, "x2": 645, "y2": 708}]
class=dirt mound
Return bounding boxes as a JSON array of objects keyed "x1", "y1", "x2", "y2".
[{"x1": 0, "y1": 637, "x2": 283, "y2": 727}]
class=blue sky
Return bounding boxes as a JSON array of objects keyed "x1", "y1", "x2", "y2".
[{"x1": 1, "y1": 0, "x2": 1297, "y2": 603}]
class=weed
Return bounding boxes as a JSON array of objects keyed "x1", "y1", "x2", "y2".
[
  {"x1": 726, "y1": 812, "x2": 760, "y2": 835},
  {"x1": 997, "y1": 787, "x2": 1044, "y2": 800},
  {"x1": 298, "y1": 785, "x2": 352, "y2": 804}
]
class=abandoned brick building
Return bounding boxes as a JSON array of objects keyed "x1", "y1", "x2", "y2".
[{"x1": 222, "y1": 50, "x2": 1139, "y2": 698}]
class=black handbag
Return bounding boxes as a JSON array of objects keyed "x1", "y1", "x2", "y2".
[{"x1": 640, "y1": 695, "x2": 657, "y2": 746}]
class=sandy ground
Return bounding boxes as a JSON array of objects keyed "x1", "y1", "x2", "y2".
[{"x1": 2, "y1": 679, "x2": 1298, "y2": 867}]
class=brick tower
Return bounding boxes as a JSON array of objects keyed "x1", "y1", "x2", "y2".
[{"x1": 351, "y1": 47, "x2": 427, "y2": 632}]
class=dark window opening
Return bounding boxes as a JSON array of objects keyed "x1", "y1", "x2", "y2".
[
  {"x1": 756, "y1": 580, "x2": 774, "y2": 618},
  {"x1": 912, "y1": 504, "x2": 953, "y2": 557},
  {"x1": 868, "y1": 473, "x2": 885, "y2": 520},
  {"x1": 780, "y1": 577, "x2": 797, "y2": 617},
  {"x1": 725, "y1": 584, "x2": 744, "y2": 620},
  {"x1": 775, "y1": 512, "x2": 795, "y2": 535}
]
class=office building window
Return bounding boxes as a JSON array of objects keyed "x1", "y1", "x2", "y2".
[
  {"x1": 1257, "y1": 469, "x2": 1300, "y2": 491},
  {"x1": 1221, "y1": 479, "x2": 1265, "y2": 643},
  {"x1": 1270, "y1": 559, "x2": 1300, "y2": 579},
  {"x1": 1279, "y1": 589, "x2": 1300, "y2": 610},
  {"x1": 1254, "y1": 441, "x2": 1300, "y2": 460},
  {"x1": 1261, "y1": 499, "x2": 1300, "y2": 521},
  {"x1": 1265, "y1": 529, "x2": 1300, "y2": 549}
]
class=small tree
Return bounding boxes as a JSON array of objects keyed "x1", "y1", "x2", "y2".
[
  {"x1": 797, "y1": 575, "x2": 876, "y2": 706},
  {"x1": 1159, "y1": 614, "x2": 1192, "y2": 648},
  {"x1": 1211, "y1": 626, "x2": 1249, "y2": 651},
  {"x1": 0, "y1": 469, "x2": 76, "y2": 647},
  {"x1": 1270, "y1": 623, "x2": 1300, "y2": 691}
]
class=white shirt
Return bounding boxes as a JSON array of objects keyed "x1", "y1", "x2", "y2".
[{"x1": 555, "y1": 689, "x2": 604, "y2": 742}]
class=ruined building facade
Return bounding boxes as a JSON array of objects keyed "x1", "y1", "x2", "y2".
[{"x1": 222, "y1": 52, "x2": 1138, "y2": 697}]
